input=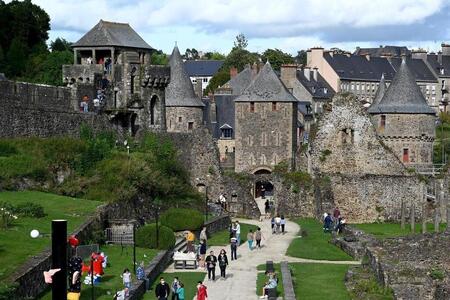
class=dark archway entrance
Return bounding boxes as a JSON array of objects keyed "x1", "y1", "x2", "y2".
[{"x1": 255, "y1": 181, "x2": 274, "y2": 199}]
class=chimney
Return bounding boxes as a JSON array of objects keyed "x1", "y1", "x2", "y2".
[
  {"x1": 411, "y1": 49, "x2": 427, "y2": 61},
  {"x1": 442, "y1": 43, "x2": 450, "y2": 56},
  {"x1": 304, "y1": 67, "x2": 311, "y2": 81},
  {"x1": 312, "y1": 67, "x2": 318, "y2": 81},
  {"x1": 280, "y1": 64, "x2": 298, "y2": 82},
  {"x1": 229, "y1": 67, "x2": 238, "y2": 78}
]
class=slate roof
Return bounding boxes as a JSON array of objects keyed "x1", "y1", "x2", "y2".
[
  {"x1": 184, "y1": 60, "x2": 224, "y2": 77},
  {"x1": 223, "y1": 66, "x2": 253, "y2": 95},
  {"x1": 165, "y1": 46, "x2": 205, "y2": 107},
  {"x1": 324, "y1": 53, "x2": 395, "y2": 81},
  {"x1": 296, "y1": 70, "x2": 335, "y2": 100},
  {"x1": 354, "y1": 46, "x2": 410, "y2": 57},
  {"x1": 213, "y1": 94, "x2": 236, "y2": 139},
  {"x1": 427, "y1": 54, "x2": 450, "y2": 78},
  {"x1": 235, "y1": 62, "x2": 298, "y2": 102},
  {"x1": 370, "y1": 74, "x2": 387, "y2": 108},
  {"x1": 368, "y1": 60, "x2": 435, "y2": 114},
  {"x1": 390, "y1": 58, "x2": 436, "y2": 82},
  {"x1": 72, "y1": 20, "x2": 153, "y2": 50}
]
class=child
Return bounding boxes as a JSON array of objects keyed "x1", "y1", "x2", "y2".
[{"x1": 122, "y1": 268, "x2": 132, "y2": 288}]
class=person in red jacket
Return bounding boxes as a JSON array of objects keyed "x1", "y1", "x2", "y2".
[
  {"x1": 196, "y1": 281, "x2": 207, "y2": 300},
  {"x1": 91, "y1": 252, "x2": 104, "y2": 275}
]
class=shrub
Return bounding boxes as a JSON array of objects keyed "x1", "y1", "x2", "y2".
[
  {"x1": 430, "y1": 268, "x2": 445, "y2": 280},
  {"x1": 160, "y1": 208, "x2": 204, "y2": 231},
  {"x1": 13, "y1": 202, "x2": 46, "y2": 218},
  {"x1": 0, "y1": 142, "x2": 17, "y2": 157},
  {"x1": 0, "y1": 202, "x2": 18, "y2": 229},
  {"x1": 135, "y1": 223, "x2": 175, "y2": 250}
]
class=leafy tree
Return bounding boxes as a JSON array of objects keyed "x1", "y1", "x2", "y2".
[
  {"x1": 295, "y1": 50, "x2": 307, "y2": 65},
  {"x1": 234, "y1": 33, "x2": 248, "y2": 50},
  {"x1": 261, "y1": 48, "x2": 295, "y2": 71},
  {"x1": 204, "y1": 68, "x2": 230, "y2": 95},
  {"x1": 150, "y1": 50, "x2": 168, "y2": 65},
  {"x1": 185, "y1": 48, "x2": 199, "y2": 60},
  {"x1": 50, "y1": 38, "x2": 71, "y2": 52},
  {"x1": 6, "y1": 37, "x2": 27, "y2": 77},
  {"x1": 203, "y1": 51, "x2": 226, "y2": 60},
  {"x1": 23, "y1": 50, "x2": 72, "y2": 86}
]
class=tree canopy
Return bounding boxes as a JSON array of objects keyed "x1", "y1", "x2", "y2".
[{"x1": 261, "y1": 48, "x2": 295, "y2": 71}]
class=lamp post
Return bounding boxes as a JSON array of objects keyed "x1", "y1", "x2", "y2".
[{"x1": 204, "y1": 186, "x2": 209, "y2": 222}]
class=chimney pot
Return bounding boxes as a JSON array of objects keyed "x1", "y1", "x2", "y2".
[
  {"x1": 313, "y1": 67, "x2": 318, "y2": 81},
  {"x1": 304, "y1": 67, "x2": 310, "y2": 81}
]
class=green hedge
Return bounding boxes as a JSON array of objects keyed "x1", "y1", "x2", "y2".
[
  {"x1": 160, "y1": 208, "x2": 204, "y2": 231},
  {"x1": 135, "y1": 223, "x2": 175, "y2": 250}
]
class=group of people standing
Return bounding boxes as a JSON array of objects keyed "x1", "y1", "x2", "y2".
[
  {"x1": 270, "y1": 215, "x2": 286, "y2": 234},
  {"x1": 323, "y1": 207, "x2": 347, "y2": 234},
  {"x1": 154, "y1": 276, "x2": 187, "y2": 300}
]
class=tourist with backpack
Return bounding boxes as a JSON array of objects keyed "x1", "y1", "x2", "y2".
[{"x1": 218, "y1": 249, "x2": 229, "y2": 279}]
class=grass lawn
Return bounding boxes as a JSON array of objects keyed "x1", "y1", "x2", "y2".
[
  {"x1": 256, "y1": 264, "x2": 284, "y2": 298},
  {"x1": 286, "y1": 218, "x2": 353, "y2": 261},
  {"x1": 207, "y1": 223, "x2": 259, "y2": 246},
  {"x1": 353, "y1": 222, "x2": 448, "y2": 239},
  {"x1": 291, "y1": 263, "x2": 351, "y2": 300},
  {"x1": 39, "y1": 245, "x2": 159, "y2": 299},
  {"x1": 143, "y1": 272, "x2": 205, "y2": 299},
  {"x1": 0, "y1": 191, "x2": 101, "y2": 282}
]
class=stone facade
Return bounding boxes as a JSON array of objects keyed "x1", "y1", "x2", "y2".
[
  {"x1": 235, "y1": 101, "x2": 297, "y2": 173},
  {"x1": 372, "y1": 114, "x2": 435, "y2": 167},
  {"x1": 166, "y1": 106, "x2": 204, "y2": 132},
  {"x1": 310, "y1": 93, "x2": 421, "y2": 222}
]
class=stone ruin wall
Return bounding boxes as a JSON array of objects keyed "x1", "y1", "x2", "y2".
[
  {"x1": 309, "y1": 94, "x2": 424, "y2": 223},
  {"x1": 0, "y1": 80, "x2": 111, "y2": 138}
]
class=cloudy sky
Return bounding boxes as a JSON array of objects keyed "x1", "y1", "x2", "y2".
[{"x1": 25, "y1": 0, "x2": 450, "y2": 55}]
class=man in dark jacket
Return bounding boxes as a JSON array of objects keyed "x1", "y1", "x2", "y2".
[
  {"x1": 155, "y1": 277, "x2": 170, "y2": 300},
  {"x1": 205, "y1": 250, "x2": 217, "y2": 281}
]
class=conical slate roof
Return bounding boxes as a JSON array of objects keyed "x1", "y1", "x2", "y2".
[
  {"x1": 72, "y1": 20, "x2": 152, "y2": 49},
  {"x1": 224, "y1": 65, "x2": 253, "y2": 95},
  {"x1": 165, "y1": 46, "x2": 205, "y2": 107},
  {"x1": 235, "y1": 61, "x2": 298, "y2": 102},
  {"x1": 369, "y1": 74, "x2": 387, "y2": 108},
  {"x1": 368, "y1": 59, "x2": 435, "y2": 114}
]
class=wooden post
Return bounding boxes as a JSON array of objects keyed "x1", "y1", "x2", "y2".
[{"x1": 401, "y1": 199, "x2": 406, "y2": 230}]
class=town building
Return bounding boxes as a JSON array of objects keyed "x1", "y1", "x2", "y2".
[
  {"x1": 368, "y1": 59, "x2": 436, "y2": 169},
  {"x1": 184, "y1": 60, "x2": 224, "y2": 96},
  {"x1": 234, "y1": 61, "x2": 298, "y2": 173},
  {"x1": 165, "y1": 46, "x2": 205, "y2": 133},
  {"x1": 354, "y1": 45, "x2": 410, "y2": 58},
  {"x1": 307, "y1": 47, "x2": 438, "y2": 109}
]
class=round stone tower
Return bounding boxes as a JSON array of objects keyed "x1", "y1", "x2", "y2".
[
  {"x1": 368, "y1": 59, "x2": 436, "y2": 169},
  {"x1": 165, "y1": 46, "x2": 205, "y2": 133}
]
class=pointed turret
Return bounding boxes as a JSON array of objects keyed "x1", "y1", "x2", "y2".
[
  {"x1": 368, "y1": 59, "x2": 434, "y2": 114},
  {"x1": 235, "y1": 61, "x2": 297, "y2": 103},
  {"x1": 165, "y1": 46, "x2": 205, "y2": 107},
  {"x1": 368, "y1": 74, "x2": 387, "y2": 109}
]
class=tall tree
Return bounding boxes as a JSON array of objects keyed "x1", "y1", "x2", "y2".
[
  {"x1": 261, "y1": 48, "x2": 295, "y2": 71},
  {"x1": 50, "y1": 38, "x2": 71, "y2": 52},
  {"x1": 151, "y1": 50, "x2": 169, "y2": 65},
  {"x1": 185, "y1": 48, "x2": 199, "y2": 60},
  {"x1": 203, "y1": 51, "x2": 226, "y2": 60},
  {"x1": 295, "y1": 50, "x2": 307, "y2": 65},
  {"x1": 233, "y1": 33, "x2": 248, "y2": 50},
  {"x1": 6, "y1": 37, "x2": 26, "y2": 77}
]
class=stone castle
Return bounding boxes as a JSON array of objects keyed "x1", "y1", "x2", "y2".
[{"x1": 0, "y1": 20, "x2": 442, "y2": 222}]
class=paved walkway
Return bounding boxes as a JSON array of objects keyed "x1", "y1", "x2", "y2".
[{"x1": 165, "y1": 197, "x2": 358, "y2": 299}]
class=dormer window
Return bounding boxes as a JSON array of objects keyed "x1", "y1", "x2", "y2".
[{"x1": 220, "y1": 124, "x2": 233, "y2": 139}]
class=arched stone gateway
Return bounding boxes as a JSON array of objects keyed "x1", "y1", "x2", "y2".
[
  {"x1": 251, "y1": 167, "x2": 272, "y2": 175},
  {"x1": 254, "y1": 180, "x2": 274, "y2": 199}
]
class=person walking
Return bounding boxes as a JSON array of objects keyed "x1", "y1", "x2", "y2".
[
  {"x1": 176, "y1": 282, "x2": 185, "y2": 300},
  {"x1": 122, "y1": 268, "x2": 132, "y2": 288},
  {"x1": 271, "y1": 217, "x2": 275, "y2": 234},
  {"x1": 281, "y1": 215, "x2": 286, "y2": 234},
  {"x1": 333, "y1": 206, "x2": 341, "y2": 227},
  {"x1": 247, "y1": 229, "x2": 254, "y2": 250},
  {"x1": 136, "y1": 261, "x2": 149, "y2": 290},
  {"x1": 255, "y1": 227, "x2": 264, "y2": 249},
  {"x1": 196, "y1": 281, "x2": 208, "y2": 300},
  {"x1": 200, "y1": 227, "x2": 207, "y2": 243},
  {"x1": 235, "y1": 221, "x2": 241, "y2": 245},
  {"x1": 171, "y1": 277, "x2": 180, "y2": 300},
  {"x1": 205, "y1": 250, "x2": 217, "y2": 281},
  {"x1": 264, "y1": 199, "x2": 270, "y2": 218},
  {"x1": 155, "y1": 277, "x2": 170, "y2": 300},
  {"x1": 230, "y1": 236, "x2": 238, "y2": 260},
  {"x1": 184, "y1": 230, "x2": 195, "y2": 253},
  {"x1": 274, "y1": 215, "x2": 281, "y2": 234},
  {"x1": 199, "y1": 240, "x2": 207, "y2": 268},
  {"x1": 218, "y1": 249, "x2": 229, "y2": 279}
]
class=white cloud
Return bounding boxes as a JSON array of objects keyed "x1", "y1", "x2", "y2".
[{"x1": 11, "y1": 0, "x2": 450, "y2": 53}]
